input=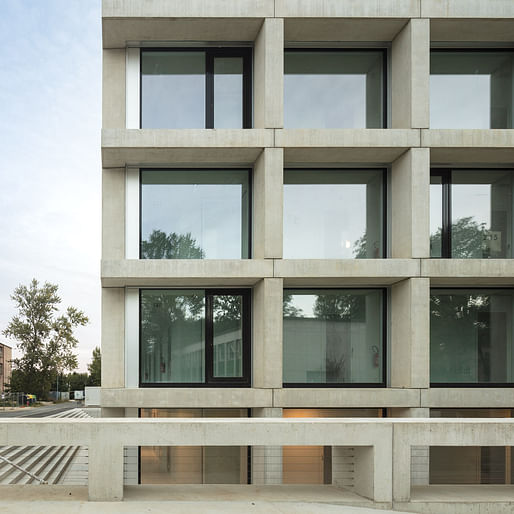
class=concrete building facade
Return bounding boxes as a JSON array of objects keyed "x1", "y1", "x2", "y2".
[{"x1": 100, "y1": 0, "x2": 514, "y2": 508}]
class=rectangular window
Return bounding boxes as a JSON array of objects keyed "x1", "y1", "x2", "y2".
[
  {"x1": 283, "y1": 169, "x2": 386, "y2": 259},
  {"x1": 140, "y1": 408, "x2": 249, "y2": 484},
  {"x1": 141, "y1": 48, "x2": 252, "y2": 129},
  {"x1": 430, "y1": 169, "x2": 514, "y2": 258},
  {"x1": 283, "y1": 289, "x2": 385, "y2": 386},
  {"x1": 431, "y1": 289, "x2": 514, "y2": 386},
  {"x1": 284, "y1": 49, "x2": 386, "y2": 128},
  {"x1": 140, "y1": 289, "x2": 251, "y2": 387},
  {"x1": 140, "y1": 169, "x2": 251, "y2": 259},
  {"x1": 430, "y1": 50, "x2": 514, "y2": 129},
  {"x1": 430, "y1": 409, "x2": 514, "y2": 485}
]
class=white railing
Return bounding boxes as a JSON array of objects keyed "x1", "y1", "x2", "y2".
[{"x1": 1, "y1": 418, "x2": 514, "y2": 504}]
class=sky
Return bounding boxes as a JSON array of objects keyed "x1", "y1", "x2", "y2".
[{"x1": 0, "y1": 1, "x2": 102, "y2": 372}]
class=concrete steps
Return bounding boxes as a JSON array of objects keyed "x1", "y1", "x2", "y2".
[{"x1": 0, "y1": 408, "x2": 90, "y2": 485}]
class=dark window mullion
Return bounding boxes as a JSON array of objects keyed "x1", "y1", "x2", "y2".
[
  {"x1": 242, "y1": 50, "x2": 252, "y2": 128},
  {"x1": 441, "y1": 170, "x2": 452, "y2": 258},
  {"x1": 205, "y1": 52, "x2": 214, "y2": 128}
]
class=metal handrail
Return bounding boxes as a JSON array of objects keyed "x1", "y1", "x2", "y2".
[{"x1": 0, "y1": 454, "x2": 47, "y2": 484}]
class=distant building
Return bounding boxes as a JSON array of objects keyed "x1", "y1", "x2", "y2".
[{"x1": 0, "y1": 343, "x2": 12, "y2": 394}]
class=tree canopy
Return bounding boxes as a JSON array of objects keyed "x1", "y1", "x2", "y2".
[
  {"x1": 2, "y1": 279, "x2": 88, "y2": 399},
  {"x1": 87, "y1": 346, "x2": 101, "y2": 386}
]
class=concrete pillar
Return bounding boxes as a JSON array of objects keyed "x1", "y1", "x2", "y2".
[
  {"x1": 391, "y1": 148, "x2": 430, "y2": 258},
  {"x1": 391, "y1": 19, "x2": 429, "y2": 129},
  {"x1": 124, "y1": 408, "x2": 139, "y2": 485},
  {"x1": 89, "y1": 438, "x2": 124, "y2": 501},
  {"x1": 390, "y1": 408, "x2": 430, "y2": 486},
  {"x1": 254, "y1": 18, "x2": 283, "y2": 129},
  {"x1": 102, "y1": 168, "x2": 125, "y2": 260},
  {"x1": 253, "y1": 278, "x2": 283, "y2": 389},
  {"x1": 102, "y1": 49, "x2": 125, "y2": 129},
  {"x1": 251, "y1": 407, "x2": 283, "y2": 484},
  {"x1": 393, "y1": 424, "x2": 412, "y2": 502},
  {"x1": 253, "y1": 148, "x2": 283, "y2": 259},
  {"x1": 391, "y1": 278, "x2": 430, "y2": 389},
  {"x1": 101, "y1": 288, "x2": 125, "y2": 389}
]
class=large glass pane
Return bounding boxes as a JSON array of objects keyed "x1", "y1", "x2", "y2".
[
  {"x1": 141, "y1": 169, "x2": 250, "y2": 259},
  {"x1": 140, "y1": 290, "x2": 205, "y2": 384},
  {"x1": 284, "y1": 51, "x2": 384, "y2": 128},
  {"x1": 430, "y1": 175, "x2": 443, "y2": 257},
  {"x1": 430, "y1": 51, "x2": 514, "y2": 129},
  {"x1": 214, "y1": 57, "x2": 243, "y2": 128},
  {"x1": 451, "y1": 170, "x2": 514, "y2": 258},
  {"x1": 283, "y1": 169, "x2": 384, "y2": 259},
  {"x1": 140, "y1": 409, "x2": 248, "y2": 484},
  {"x1": 213, "y1": 295, "x2": 243, "y2": 378},
  {"x1": 430, "y1": 289, "x2": 514, "y2": 384},
  {"x1": 283, "y1": 289, "x2": 384, "y2": 384},
  {"x1": 141, "y1": 51, "x2": 205, "y2": 128}
]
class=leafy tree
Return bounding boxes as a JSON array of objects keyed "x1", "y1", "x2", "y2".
[
  {"x1": 141, "y1": 230, "x2": 205, "y2": 259},
  {"x1": 2, "y1": 279, "x2": 88, "y2": 400},
  {"x1": 87, "y1": 346, "x2": 101, "y2": 386}
]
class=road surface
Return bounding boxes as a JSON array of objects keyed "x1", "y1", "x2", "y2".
[{"x1": 0, "y1": 402, "x2": 80, "y2": 418}]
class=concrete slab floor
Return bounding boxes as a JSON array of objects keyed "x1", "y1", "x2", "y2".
[
  {"x1": 0, "y1": 485, "x2": 413, "y2": 513},
  {"x1": 411, "y1": 485, "x2": 514, "y2": 502}
]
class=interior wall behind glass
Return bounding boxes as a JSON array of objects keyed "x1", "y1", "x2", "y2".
[
  {"x1": 141, "y1": 169, "x2": 250, "y2": 259},
  {"x1": 430, "y1": 289, "x2": 514, "y2": 384},
  {"x1": 284, "y1": 51, "x2": 384, "y2": 128},
  {"x1": 430, "y1": 51, "x2": 514, "y2": 129},
  {"x1": 283, "y1": 289, "x2": 384, "y2": 384},
  {"x1": 140, "y1": 409, "x2": 248, "y2": 484},
  {"x1": 283, "y1": 169, "x2": 384, "y2": 259}
]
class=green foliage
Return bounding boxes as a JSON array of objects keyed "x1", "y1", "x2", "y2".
[
  {"x1": 141, "y1": 230, "x2": 205, "y2": 259},
  {"x1": 2, "y1": 279, "x2": 88, "y2": 399},
  {"x1": 87, "y1": 346, "x2": 101, "y2": 386}
]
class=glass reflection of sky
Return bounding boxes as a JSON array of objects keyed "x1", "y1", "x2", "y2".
[
  {"x1": 452, "y1": 184, "x2": 491, "y2": 228},
  {"x1": 284, "y1": 184, "x2": 367, "y2": 259},
  {"x1": 285, "y1": 75, "x2": 366, "y2": 128},
  {"x1": 430, "y1": 74, "x2": 490, "y2": 129},
  {"x1": 142, "y1": 184, "x2": 242, "y2": 259}
]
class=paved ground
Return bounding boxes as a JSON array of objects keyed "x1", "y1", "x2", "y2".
[{"x1": 0, "y1": 401, "x2": 80, "y2": 418}]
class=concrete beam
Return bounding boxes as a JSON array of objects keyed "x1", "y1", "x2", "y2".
[
  {"x1": 101, "y1": 259, "x2": 274, "y2": 287},
  {"x1": 423, "y1": 259, "x2": 514, "y2": 285},
  {"x1": 421, "y1": 388, "x2": 514, "y2": 408},
  {"x1": 421, "y1": 0, "x2": 514, "y2": 18}
]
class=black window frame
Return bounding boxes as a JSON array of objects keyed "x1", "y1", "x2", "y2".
[
  {"x1": 431, "y1": 168, "x2": 514, "y2": 258},
  {"x1": 139, "y1": 167, "x2": 253, "y2": 260},
  {"x1": 139, "y1": 288, "x2": 252, "y2": 388},
  {"x1": 282, "y1": 287, "x2": 387, "y2": 388},
  {"x1": 284, "y1": 48, "x2": 388, "y2": 129},
  {"x1": 140, "y1": 47, "x2": 253, "y2": 129},
  {"x1": 283, "y1": 167, "x2": 388, "y2": 259},
  {"x1": 430, "y1": 287, "x2": 514, "y2": 388}
]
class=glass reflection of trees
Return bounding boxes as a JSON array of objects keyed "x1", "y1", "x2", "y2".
[{"x1": 141, "y1": 229, "x2": 205, "y2": 259}]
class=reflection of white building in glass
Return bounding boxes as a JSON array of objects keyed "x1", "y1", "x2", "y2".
[{"x1": 101, "y1": 0, "x2": 514, "y2": 507}]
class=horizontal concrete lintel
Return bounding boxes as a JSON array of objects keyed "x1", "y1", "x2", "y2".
[
  {"x1": 102, "y1": 0, "x2": 274, "y2": 19},
  {"x1": 421, "y1": 388, "x2": 514, "y2": 408},
  {"x1": 421, "y1": 0, "x2": 514, "y2": 19},
  {"x1": 101, "y1": 259, "x2": 274, "y2": 287},
  {"x1": 430, "y1": 18, "x2": 514, "y2": 41},
  {"x1": 284, "y1": 18, "x2": 409, "y2": 42},
  {"x1": 276, "y1": 0, "x2": 420, "y2": 18},
  {"x1": 422, "y1": 259, "x2": 514, "y2": 285},
  {"x1": 101, "y1": 387, "x2": 273, "y2": 408},
  {"x1": 276, "y1": 259, "x2": 420, "y2": 283},
  {"x1": 274, "y1": 388, "x2": 421, "y2": 408},
  {"x1": 422, "y1": 129, "x2": 514, "y2": 149}
]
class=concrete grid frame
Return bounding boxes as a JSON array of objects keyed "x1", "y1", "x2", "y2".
[{"x1": 99, "y1": 0, "x2": 514, "y2": 506}]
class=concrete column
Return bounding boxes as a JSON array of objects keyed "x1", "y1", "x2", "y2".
[
  {"x1": 251, "y1": 407, "x2": 283, "y2": 484},
  {"x1": 102, "y1": 49, "x2": 125, "y2": 129},
  {"x1": 89, "y1": 438, "x2": 124, "y2": 501},
  {"x1": 253, "y1": 148, "x2": 283, "y2": 259},
  {"x1": 253, "y1": 278, "x2": 283, "y2": 389},
  {"x1": 101, "y1": 288, "x2": 125, "y2": 389},
  {"x1": 391, "y1": 278, "x2": 430, "y2": 389},
  {"x1": 254, "y1": 18, "x2": 283, "y2": 128},
  {"x1": 124, "y1": 408, "x2": 139, "y2": 485},
  {"x1": 390, "y1": 408, "x2": 430, "y2": 487},
  {"x1": 393, "y1": 424, "x2": 412, "y2": 502},
  {"x1": 102, "y1": 168, "x2": 125, "y2": 260},
  {"x1": 391, "y1": 148, "x2": 430, "y2": 258},
  {"x1": 391, "y1": 19, "x2": 429, "y2": 129}
]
